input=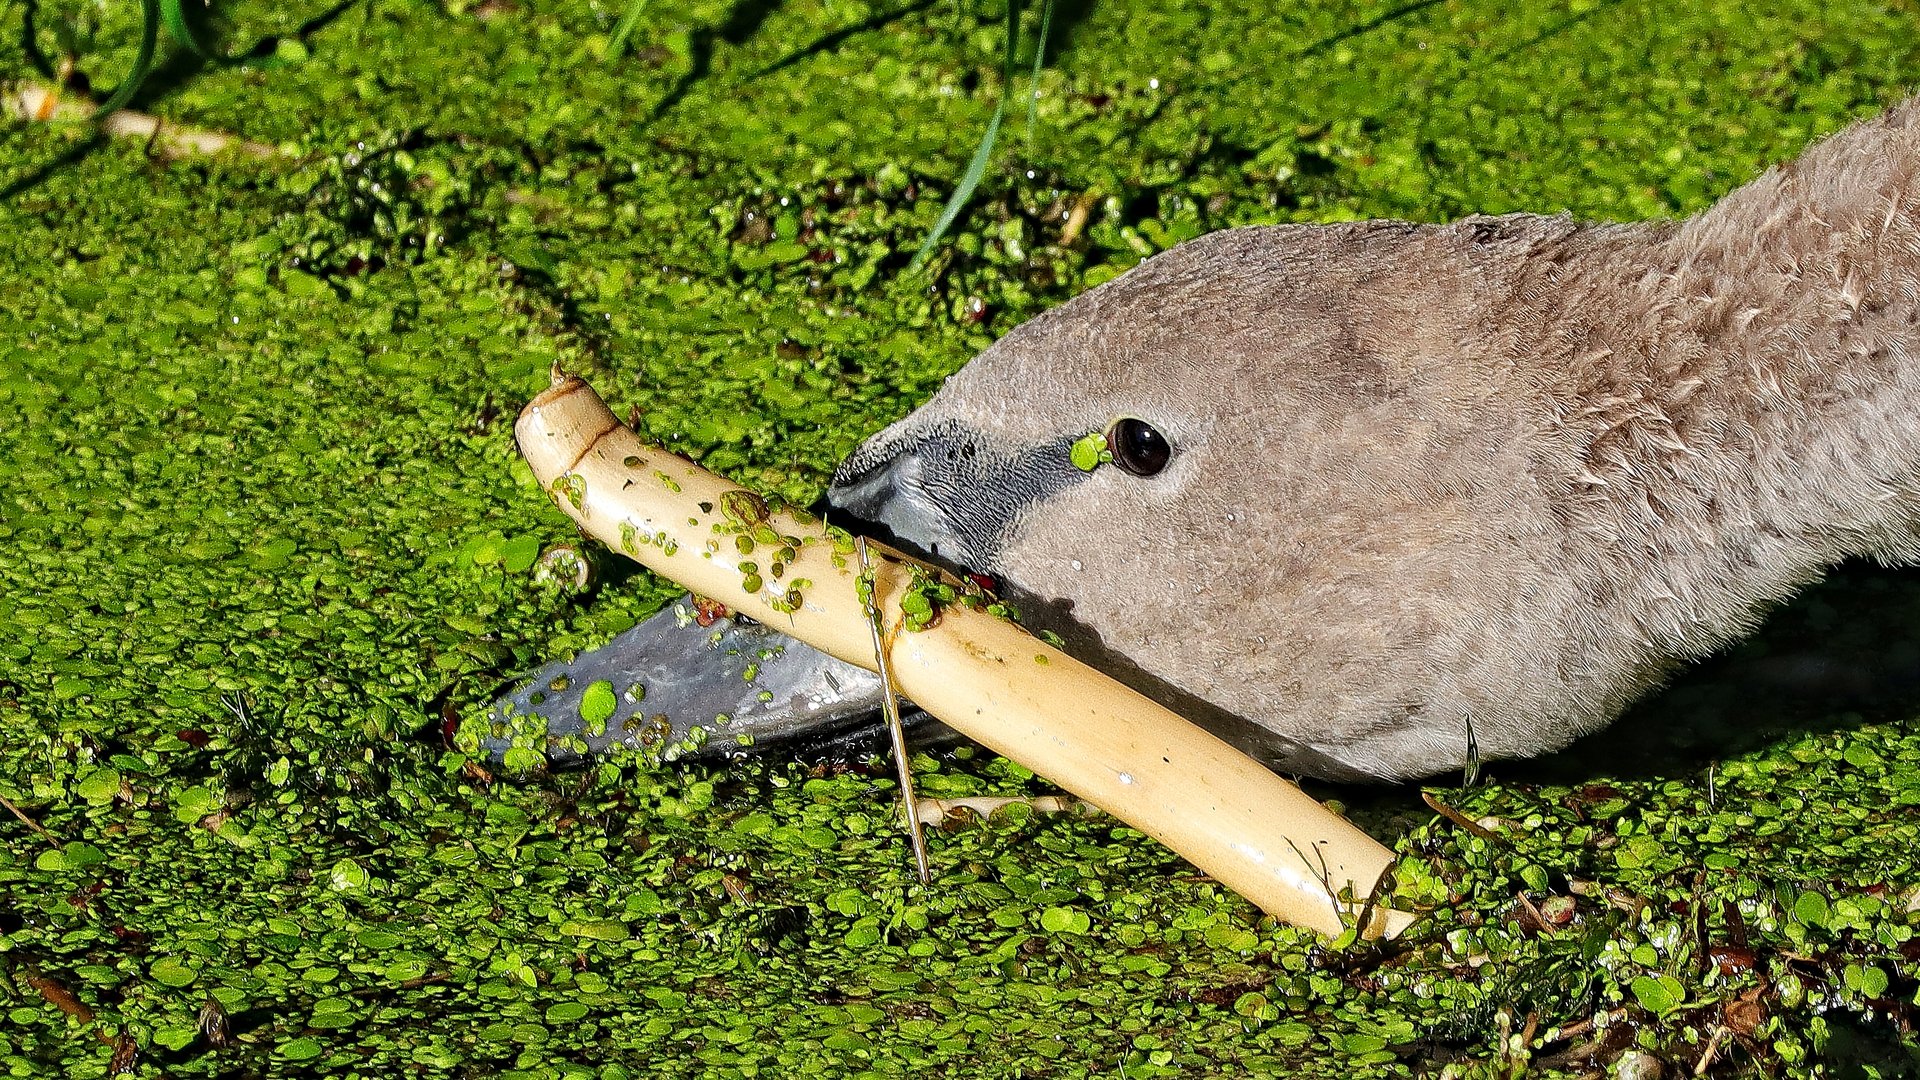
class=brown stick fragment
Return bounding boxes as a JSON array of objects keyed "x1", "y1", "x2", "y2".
[
  {"x1": 0, "y1": 793, "x2": 59, "y2": 846},
  {"x1": 1515, "y1": 891, "x2": 1552, "y2": 933},
  {"x1": 1058, "y1": 191, "x2": 1097, "y2": 246},
  {"x1": 108, "y1": 1031, "x2": 138, "y2": 1072},
  {"x1": 28, "y1": 976, "x2": 93, "y2": 1023},
  {"x1": 351, "y1": 973, "x2": 452, "y2": 996},
  {"x1": 1421, "y1": 790, "x2": 1499, "y2": 839}
]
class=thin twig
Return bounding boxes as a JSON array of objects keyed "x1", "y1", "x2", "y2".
[
  {"x1": 857, "y1": 537, "x2": 931, "y2": 884},
  {"x1": 1693, "y1": 1024, "x2": 1729, "y2": 1077},
  {"x1": 1421, "y1": 790, "x2": 1499, "y2": 840},
  {"x1": 1515, "y1": 891, "x2": 1552, "y2": 932},
  {"x1": 0, "y1": 793, "x2": 59, "y2": 846}
]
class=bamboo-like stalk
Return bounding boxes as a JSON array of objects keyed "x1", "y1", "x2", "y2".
[
  {"x1": 7, "y1": 82, "x2": 278, "y2": 159},
  {"x1": 516, "y1": 372, "x2": 1414, "y2": 939}
]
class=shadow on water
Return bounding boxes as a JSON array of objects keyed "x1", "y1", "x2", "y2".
[
  {"x1": 642, "y1": 0, "x2": 788, "y2": 126},
  {"x1": 0, "y1": 132, "x2": 107, "y2": 201},
  {"x1": 1293, "y1": 0, "x2": 1449, "y2": 58},
  {"x1": 1505, "y1": 560, "x2": 1920, "y2": 786},
  {"x1": 658, "y1": 0, "x2": 1105, "y2": 122},
  {"x1": 747, "y1": 0, "x2": 944, "y2": 81}
]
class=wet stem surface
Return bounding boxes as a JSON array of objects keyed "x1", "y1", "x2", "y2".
[{"x1": 2, "y1": 0, "x2": 1919, "y2": 1076}]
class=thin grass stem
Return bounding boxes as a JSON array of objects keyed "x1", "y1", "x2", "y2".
[
  {"x1": 608, "y1": 0, "x2": 649, "y2": 61},
  {"x1": 1025, "y1": 0, "x2": 1053, "y2": 144},
  {"x1": 908, "y1": 0, "x2": 1024, "y2": 272},
  {"x1": 92, "y1": 0, "x2": 160, "y2": 118}
]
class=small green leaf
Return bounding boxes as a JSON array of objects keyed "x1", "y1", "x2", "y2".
[
  {"x1": 173, "y1": 784, "x2": 217, "y2": 822},
  {"x1": 279, "y1": 1037, "x2": 324, "y2": 1061},
  {"x1": 501, "y1": 535, "x2": 542, "y2": 573},
  {"x1": 579, "y1": 681, "x2": 617, "y2": 728},
  {"x1": 1842, "y1": 743, "x2": 1882, "y2": 770},
  {"x1": 76, "y1": 767, "x2": 122, "y2": 805},
  {"x1": 1844, "y1": 963, "x2": 1890, "y2": 998},
  {"x1": 1039, "y1": 907, "x2": 1090, "y2": 934},
  {"x1": 501, "y1": 240, "x2": 559, "y2": 280},
  {"x1": 560, "y1": 919, "x2": 629, "y2": 941},
  {"x1": 249, "y1": 537, "x2": 299, "y2": 569},
  {"x1": 36, "y1": 842, "x2": 107, "y2": 872},
  {"x1": 280, "y1": 269, "x2": 329, "y2": 299},
  {"x1": 150, "y1": 956, "x2": 199, "y2": 988},
  {"x1": 1629, "y1": 974, "x2": 1684, "y2": 1014},
  {"x1": 330, "y1": 859, "x2": 370, "y2": 892},
  {"x1": 1069, "y1": 432, "x2": 1109, "y2": 472},
  {"x1": 153, "y1": 1024, "x2": 199, "y2": 1050},
  {"x1": 1793, "y1": 890, "x2": 1831, "y2": 928}
]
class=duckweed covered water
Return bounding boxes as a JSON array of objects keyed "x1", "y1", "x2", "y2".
[{"x1": 3, "y1": 0, "x2": 1920, "y2": 1076}]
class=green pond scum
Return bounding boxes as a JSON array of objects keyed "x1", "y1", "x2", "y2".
[{"x1": 2, "y1": 0, "x2": 1920, "y2": 1076}]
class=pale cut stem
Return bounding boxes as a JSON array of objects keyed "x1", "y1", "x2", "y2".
[
  {"x1": 8, "y1": 82, "x2": 279, "y2": 159},
  {"x1": 858, "y1": 535, "x2": 932, "y2": 885},
  {"x1": 514, "y1": 371, "x2": 1414, "y2": 939},
  {"x1": 917, "y1": 795, "x2": 1087, "y2": 820}
]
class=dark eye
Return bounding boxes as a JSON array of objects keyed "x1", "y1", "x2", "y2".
[{"x1": 1108, "y1": 417, "x2": 1171, "y2": 476}]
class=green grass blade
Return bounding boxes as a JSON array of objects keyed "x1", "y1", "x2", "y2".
[
  {"x1": 608, "y1": 0, "x2": 649, "y2": 61},
  {"x1": 907, "y1": 94, "x2": 1007, "y2": 272},
  {"x1": 92, "y1": 0, "x2": 161, "y2": 118},
  {"x1": 1001, "y1": 0, "x2": 1022, "y2": 78},
  {"x1": 908, "y1": 1, "x2": 1021, "y2": 272},
  {"x1": 1025, "y1": 0, "x2": 1054, "y2": 143},
  {"x1": 161, "y1": 0, "x2": 208, "y2": 56}
]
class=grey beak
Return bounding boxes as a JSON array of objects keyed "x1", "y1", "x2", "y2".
[
  {"x1": 825, "y1": 451, "x2": 964, "y2": 563},
  {"x1": 476, "y1": 424, "x2": 1071, "y2": 769},
  {"x1": 827, "y1": 421, "x2": 1084, "y2": 570}
]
